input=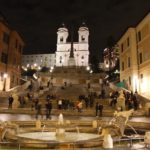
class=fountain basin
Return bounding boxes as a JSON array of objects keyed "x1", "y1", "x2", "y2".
[
  {"x1": 17, "y1": 131, "x2": 100, "y2": 142},
  {"x1": 17, "y1": 132, "x2": 101, "y2": 148}
]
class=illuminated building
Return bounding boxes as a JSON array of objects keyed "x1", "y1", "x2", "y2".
[
  {"x1": 0, "y1": 13, "x2": 24, "y2": 90},
  {"x1": 117, "y1": 12, "x2": 150, "y2": 95},
  {"x1": 56, "y1": 23, "x2": 89, "y2": 67},
  {"x1": 22, "y1": 53, "x2": 55, "y2": 69}
]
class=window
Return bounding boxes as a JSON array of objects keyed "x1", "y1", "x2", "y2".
[
  {"x1": 121, "y1": 43, "x2": 124, "y2": 52},
  {"x1": 3, "y1": 32, "x2": 9, "y2": 44},
  {"x1": 81, "y1": 35, "x2": 85, "y2": 41},
  {"x1": 1, "y1": 52, "x2": 8, "y2": 64},
  {"x1": 139, "y1": 52, "x2": 143, "y2": 64},
  {"x1": 127, "y1": 37, "x2": 130, "y2": 46},
  {"x1": 128, "y1": 57, "x2": 130, "y2": 67},
  {"x1": 121, "y1": 61, "x2": 124, "y2": 71},
  {"x1": 60, "y1": 37, "x2": 63, "y2": 42},
  {"x1": 137, "y1": 31, "x2": 141, "y2": 42}
]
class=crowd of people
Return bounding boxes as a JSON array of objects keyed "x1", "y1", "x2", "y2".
[
  {"x1": 109, "y1": 90, "x2": 140, "y2": 111},
  {"x1": 7, "y1": 81, "x2": 142, "y2": 120}
]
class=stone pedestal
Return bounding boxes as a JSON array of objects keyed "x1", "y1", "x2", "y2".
[
  {"x1": 145, "y1": 103, "x2": 150, "y2": 116},
  {"x1": 92, "y1": 120, "x2": 98, "y2": 128},
  {"x1": 36, "y1": 120, "x2": 41, "y2": 129},
  {"x1": 103, "y1": 134, "x2": 113, "y2": 148},
  {"x1": 144, "y1": 131, "x2": 150, "y2": 144}
]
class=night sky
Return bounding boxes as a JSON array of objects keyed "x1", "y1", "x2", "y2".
[{"x1": 0, "y1": 0, "x2": 150, "y2": 60}]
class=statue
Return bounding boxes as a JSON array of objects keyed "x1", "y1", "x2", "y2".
[
  {"x1": 0, "y1": 121, "x2": 19, "y2": 141},
  {"x1": 99, "y1": 109, "x2": 134, "y2": 137}
]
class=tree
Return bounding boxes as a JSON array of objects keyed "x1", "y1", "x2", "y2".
[
  {"x1": 90, "y1": 55, "x2": 100, "y2": 73},
  {"x1": 21, "y1": 68, "x2": 37, "y2": 77},
  {"x1": 40, "y1": 66, "x2": 49, "y2": 72}
]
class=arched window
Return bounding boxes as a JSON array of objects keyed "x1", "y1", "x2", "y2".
[
  {"x1": 81, "y1": 35, "x2": 85, "y2": 41},
  {"x1": 60, "y1": 37, "x2": 63, "y2": 42}
]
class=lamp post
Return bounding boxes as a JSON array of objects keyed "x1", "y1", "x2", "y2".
[{"x1": 3, "y1": 73, "x2": 8, "y2": 91}]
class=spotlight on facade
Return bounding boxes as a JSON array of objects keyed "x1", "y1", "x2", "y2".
[
  {"x1": 90, "y1": 70, "x2": 93, "y2": 74},
  {"x1": 51, "y1": 66, "x2": 54, "y2": 70},
  {"x1": 3, "y1": 73, "x2": 8, "y2": 79},
  {"x1": 38, "y1": 66, "x2": 41, "y2": 70},
  {"x1": 86, "y1": 66, "x2": 90, "y2": 71},
  {"x1": 34, "y1": 63, "x2": 37, "y2": 67},
  {"x1": 33, "y1": 73, "x2": 38, "y2": 79},
  {"x1": 27, "y1": 64, "x2": 30, "y2": 68}
]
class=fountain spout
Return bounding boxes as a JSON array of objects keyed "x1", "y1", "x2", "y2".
[
  {"x1": 58, "y1": 113, "x2": 64, "y2": 125},
  {"x1": 42, "y1": 125, "x2": 45, "y2": 133}
]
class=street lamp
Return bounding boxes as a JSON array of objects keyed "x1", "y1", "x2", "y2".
[{"x1": 3, "y1": 73, "x2": 8, "y2": 91}]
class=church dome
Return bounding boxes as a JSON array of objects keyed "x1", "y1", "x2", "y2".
[
  {"x1": 57, "y1": 23, "x2": 68, "y2": 32},
  {"x1": 79, "y1": 22, "x2": 89, "y2": 31}
]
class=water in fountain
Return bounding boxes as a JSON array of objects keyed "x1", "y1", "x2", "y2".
[
  {"x1": 127, "y1": 124, "x2": 138, "y2": 135},
  {"x1": 76, "y1": 126, "x2": 80, "y2": 135},
  {"x1": 55, "y1": 113, "x2": 65, "y2": 138},
  {"x1": 42, "y1": 125, "x2": 45, "y2": 133},
  {"x1": 58, "y1": 113, "x2": 64, "y2": 125}
]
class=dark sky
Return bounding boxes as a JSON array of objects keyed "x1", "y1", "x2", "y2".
[{"x1": 0, "y1": 0, "x2": 150, "y2": 59}]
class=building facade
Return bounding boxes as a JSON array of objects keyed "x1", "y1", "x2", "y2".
[
  {"x1": 117, "y1": 12, "x2": 150, "y2": 95},
  {"x1": 0, "y1": 14, "x2": 24, "y2": 91},
  {"x1": 56, "y1": 23, "x2": 89, "y2": 67},
  {"x1": 22, "y1": 53, "x2": 55, "y2": 69}
]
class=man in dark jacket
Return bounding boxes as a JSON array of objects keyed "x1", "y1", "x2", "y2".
[{"x1": 45, "y1": 100, "x2": 52, "y2": 119}]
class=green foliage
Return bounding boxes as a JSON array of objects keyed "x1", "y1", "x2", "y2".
[
  {"x1": 90, "y1": 55, "x2": 100, "y2": 73},
  {"x1": 22, "y1": 68, "x2": 37, "y2": 77},
  {"x1": 40, "y1": 66, "x2": 49, "y2": 72}
]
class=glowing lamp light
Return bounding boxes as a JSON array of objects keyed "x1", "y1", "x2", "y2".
[
  {"x1": 133, "y1": 75, "x2": 139, "y2": 92},
  {"x1": 3, "y1": 73, "x2": 8, "y2": 78},
  {"x1": 38, "y1": 66, "x2": 41, "y2": 70},
  {"x1": 105, "y1": 64, "x2": 109, "y2": 68},
  {"x1": 140, "y1": 77, "x2": 147, "y2": 93},
  {"x1": 33, "y1": 73, "x2": 38, "y2": 79},
  {"x1": 86, "y1": 66, "x2": 90, "y2": 71},
  {"x1": 90, "y1": 70, "x2": 93, "y2": 74},
  {"x1": 34, "y1": 63, "x2": 37, "y2": 67},
  {"x1": 27, "y1": 64, "x2": 29, "y2": 67},
  {"x1": 24, "y1": 68, "x2": 27, "y2": 71}
]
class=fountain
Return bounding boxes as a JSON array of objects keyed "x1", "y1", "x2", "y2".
[
  {"x1": 55, "y1": 113, "x2": 65, "y2": 138},
  {"x1": 14, "y1": 113, "x2": 101, "y2": 149}
]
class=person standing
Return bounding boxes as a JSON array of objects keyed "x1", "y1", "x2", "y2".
[
  {"x1": 98, "y1": 103, "x2": 103, "y2": 117},
  {"x1": 45, "y1": 100, "x2": 52, "y2": 119},
  {"x1": 95, "y1": 102, "x2": 99, "y2": 117},
  {"x1": 8, "y1": 95, "x2": 14, "y2": 109},
  {"x1": 36, "y1": 101, "x2": 42, "y2": 119},
  {"x1": 58, "y1": 99, "x2": 62, "y2": 110}
]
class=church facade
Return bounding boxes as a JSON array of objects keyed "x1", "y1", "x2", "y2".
[{"x1": 55, "y1": 23, "x2": 89, "y2": 67}]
